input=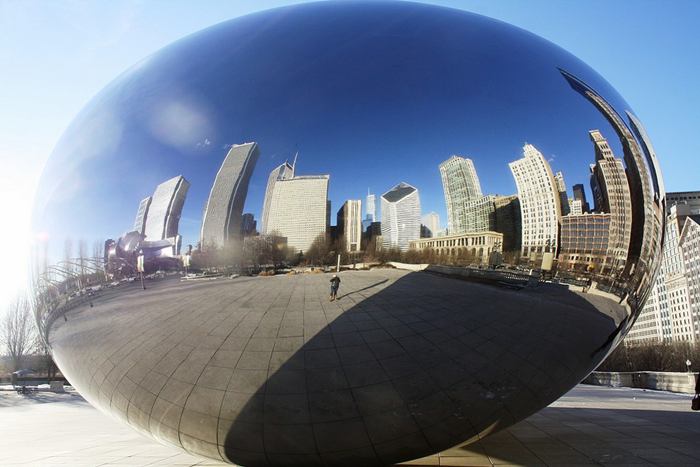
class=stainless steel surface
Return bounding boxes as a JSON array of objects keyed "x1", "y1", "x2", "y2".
[{"x1": 30, "y1": 2, "x2": 664, "y2": 466}]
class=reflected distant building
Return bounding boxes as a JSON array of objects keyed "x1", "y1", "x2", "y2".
[
  {"x1": 568, "y1": 199, "x2": 583, "y2": 216},
  {"x1": 261, "y1": 160, "x2": 295, "y2": 234},
  {"x1": 144, "y1": 175, "x2": 190, "y2": 246},
  {"x1": 463, "y1": 195, "x2": 496, "y2": 232},
  {"x1": 363, "y1": 189, "x2": 376, "y2": 232},
  {"x1": 337, "y1": 200, "x2": 362, "y2": 252},
  {"x1": 381, "y1": 182, "x2": 420, "y2": 251},
  {"x1": 439, "y1": 156, "x2": 482, "y2": 234},
  {"x1": 509, "y1": 144, "x2": 561, "y2": 261},
  {"x1": 572, "y1": 184, "x2": 590, "y2": 213},
  {"x1": 493, "y1": 195, "x2": 521, "y2": 253},
  {"x1": 362, "y1": 221, "x2": 382, "y2": 251},
  {"x1": 560, "y1": 69, "x2": 663, "y2": 297},
  {"x1": 200, "y1": 142, "x2": 260, "y2": 249},
  {"x1": 421, "y1": 212, "x2": 440, "y2": 238},
  {"x1": 554, "y1": 172, "x2": 570, "y2": 216},
  {"x1": 266, "y1": 175, "x2": 329, "y2": 253},
  {"x1": 589, "y1": 130, "x2": 632, "y2": 271},
  {"x1": 133, "y1": 197, "x2": 152, "y2": 235},
  {"x1": 241, "y1": 213, "x2": 257, "y2": 237},
  {"x1": 558, "y1": 213, "x2": 611, "y2": 272},
  {"x1": 680, "y1": 216, "x2": 700, "y2": 343},
  {"x1": 409, "y1": 231, "x2": 502, "y2": 264}
]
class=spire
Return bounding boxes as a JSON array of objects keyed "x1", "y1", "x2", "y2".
[{"x1": 292, "y1": 151, "x2": 298, "y2": 170}]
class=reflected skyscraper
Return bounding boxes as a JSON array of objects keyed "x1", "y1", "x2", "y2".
[
  {"x1": 554, "y1": 172, "x2": 570, "y2": 216},
  {"x1": 509, "y1": 144, "x2": 561, "y2": 260},
  {"x1": 241, "y1": 213, "x2": 257, "y2": 237},
  {"x1": 363, "y1": 189, "x2": 376, "y2": 232},
  {"x1": 572, "y1": 183, "x2": 590, "y2": 213},
  {"x1": 421, "y1": 212, "x2": 440, "y2": 238},
  {"x1": 381, "y1": 182, "x2": 420, "y2": 251},
  {"x1": 589, "y1": 130, "x2": 632, "y2": 271},
  {"x1": 337, "y1": 200, "x2": 362, "y2": 252},
  {"x1": 261, "y1": 160, "x2": 295, "y2": 234},
  {"x1": 133, "y1": 196, "x2": 151, "y2": 235},
  {"x1": 266, "y1": 175, "x2": 329, "y2": 253},
  {"x1": 439, "y1": 156, "x2": 482, "y2": 234},
  {"x1": 493, "y1": 194, "x2": 521, "y2": 253},
  {"x1": 200, "y1": 142, "x2": 260, "y2": 249},
  {"x1": 143, "y1": 175, "x2": 190, "y2": 244}
]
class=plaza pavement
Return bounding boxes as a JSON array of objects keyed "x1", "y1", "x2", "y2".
[{"x1": 0, "y1": 384, "x2": 698, "y2": 466}]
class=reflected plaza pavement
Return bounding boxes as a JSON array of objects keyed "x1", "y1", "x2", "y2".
[{"x1": 48, "y1": 270, "x2": 629, "y2": 465}]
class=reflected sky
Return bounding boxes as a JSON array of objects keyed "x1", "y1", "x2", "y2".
[{"x1": 35, "y1": 0, "x2": 635, "y2": 253}]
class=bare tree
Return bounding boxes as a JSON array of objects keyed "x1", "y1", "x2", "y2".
[{"x1": 1, "y1": 296, "x2": 36, "y2": 372}]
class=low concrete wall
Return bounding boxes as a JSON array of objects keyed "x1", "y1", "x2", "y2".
[
  {"x1": 584, "y1": 371, "x2": 699, "y2": 394},
  {"x1": 386, "y1": 262, "x2": 429, "y2": 271}
]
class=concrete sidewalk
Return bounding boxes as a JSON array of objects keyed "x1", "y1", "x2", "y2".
[{"x1": 0, "y1": 385, "x2": 698, "y2": 466}]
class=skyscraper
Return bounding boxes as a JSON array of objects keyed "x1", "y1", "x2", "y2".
[
  {"x1": 381, "y1": 182, "x2": 420, "y2": 252},
  {"x1": 143, "y1": 175, "x2": 190, "y2": 243},
  {"x1": 554, "y1": 172, "x2": 570, "y2": 216},
  {"x1": 509, "y1": 144, "x2": 561, "y2": 260},
  {"x1": 266, "y1": 175, "x2": 329, "y2": 253},
  {"x1": 261, "y1": 160, "x2": 295, "y2": 234},
  {"x1": 493, "y1": 195, "x2": 521, "y2": 253},
  {"x1": 241, "y1": 213, "x2": 257, "y2": 237},
  {"x1": 200, "y1": 142, "x2": 260, "y2": 249},
  {"x1": 463, "y1": 195, "x2": 496, "y2": 232},
  {"x1": 337, "y1": 200, "x2": 362, "y2": 252},
  {"x1": 572, "y1": 184, "x2": 590, "y2": 213},
  {"x1": 589, "y1": 130, "x2": 632, "y2": 271},
  {"x1": 439, "y1": 156, "x2": 482, "y2": 234},
  {"x1": 133, "y1": 196, "x2": 152, "y2": 235},
  {"x1": 421, "y1": 212, "x2": 440, "y2": 238},
  {"x1": 363, "y1": 189, "x2": 376, "y2": 232}
]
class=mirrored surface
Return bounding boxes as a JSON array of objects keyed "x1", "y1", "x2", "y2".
[{"x1": 30, "y1": 2, "x2": 665, "y2": 466}]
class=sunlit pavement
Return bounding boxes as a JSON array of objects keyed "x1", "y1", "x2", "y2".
[{"x1": 0, "y1": 384, "x2": 698, "y2": 466}]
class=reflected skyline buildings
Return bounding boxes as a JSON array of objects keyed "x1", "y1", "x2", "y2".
[
  {"x1": 439, "y1": 156, "x2": 482, "y2": 235},
  {"x1": 337, "y1": 199, "x2": 362, "y2": 252},
  {"x1": 573, "y1": 183, "x2": 591, "y2": 213},
  {"x1": 260, "y1": 159, "x2": 295, "y2": 235},
  {"x1": 200, "y1": 142, "x2": 259, "y2": 249},
  {"x1": 381, "y1": 182, "x2": 420, "y2": 252},
  {"x1": 509, "y1": 144, "x2": 561, "y2": 260},
  {"x1": 133, "y1": 196, "x2": 151, "y2": 235}
]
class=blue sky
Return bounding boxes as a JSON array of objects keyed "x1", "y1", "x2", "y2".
[{"x1": 1, "y1": 0, "x2": 698, "y2": 310}]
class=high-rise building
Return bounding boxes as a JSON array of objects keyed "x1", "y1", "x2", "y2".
[
  {"x1": 558, "y1": 213, "x2": 611, "y2": 272},
  {"x1": 568, "y1": 199, "x2": 583, "y2": 216},
  {"x1": 509, "y1": 144, "x2": 561, "y2": 260},
  {"x1": 589, "y1": 130, "x2": 633, "y2": 272},
  {"x1": 133, "y1": 196, "x2": 152, "y2": 235},
  {"x1": 200, "y1": 142, "x2": 260, "y2": 249},
  {"x1": 439, "y1": 156, "x2": 482, "y2": 234},
  {"x1": 261, "y1": 160, "x2": 295, "y2": 234},
  {"x1": 241, "y1": 213, "x2": 257, "y2": 237},
  {"x1": 666, "y1": 191, "x2": 700, "y2": 213},
  {"x1": 421, "y1": 212, "x2": 440, "y2": 238},
  {"x1": 143, "y1": 175, "x2": 190, "y2": 243},
  {"x1": 572, "y1": 184, "x2": 590, "y2": 213},
  {"x1": 266, "y1": 175, "x2": 329, "y2": 253},
  {"x1": 381, "y1": 182, "x2": 421, "y2": 252},
  {"x1": 337, "y1": 200, "x2": 362, "y2": 252},
  {"x1": 493, "y1": 195, "x2": 521, "y2": 253},
  {"x1": 554, "y1": 172, "x2": 570, "y2": 216},
  {"x1": 363, "y1": 190, "x2": 376, "y2": 232},
  {"x1": 680, "y1": 215, "x2": 700, "y2": 343},
  {"x1": 463, "y1": 195, "x2": 496, "y2": 233}
]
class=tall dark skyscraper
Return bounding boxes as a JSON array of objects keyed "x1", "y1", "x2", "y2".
[
  {"x1": 572, "y1": 184, "x2": 590, "y2": 213},
  {"x1": 200, "y1": 142, "x2": 260, "y2": 249}
]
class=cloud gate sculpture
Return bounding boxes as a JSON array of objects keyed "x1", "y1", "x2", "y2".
[{"x1": 31, "y1": 2, "x2": 665, "y2": 466}]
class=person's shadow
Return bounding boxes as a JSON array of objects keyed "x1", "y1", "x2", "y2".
[{"x1": 336, "y1": 279, "x2": 389, "y2": 300}]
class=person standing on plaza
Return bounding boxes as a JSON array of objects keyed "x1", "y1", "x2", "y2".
[{"x1": 329, "y1": 274, "x2": 341, "y2": 301}]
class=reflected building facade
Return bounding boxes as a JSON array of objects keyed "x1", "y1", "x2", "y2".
[
  {"x1": 266, "y1": 175, "x2": 330, "y2": 253},
  {"x1": 572, "y1": 183, "x2": 590, "y2": 213},
  {"x1": 439, "y1": 156, "x2": 482, "y2": 234},
  {"x1": 381, "y1": 182, "x2": 420, "y2": 251},
  {"x1": 261, "y1": 160, "x2": 295, "y2": 234},
  {"x1": 509, "y1": 144, "x2": 561, "y2": 261},
  {"x1": 200, "y1": 142, "x2": 260, "y2": 249},
  {"x1": 421, "y1": 212, "x2": 440, "y2": 238},
  {"x1": 555, "y1": 172, "x2": 570, "y2": 216},
  {"x1": 143, "y1": 175, "x2": 190, "y2": 255},
  {"x1": 337, "y1": 200, "x2": 362, "y2": 252},
  {"x1": 133, "y1": 197, "x2": 151, "y2": 235},
  {"x1": 409, "y1": 231, "x2": 502, "y2": 264}
]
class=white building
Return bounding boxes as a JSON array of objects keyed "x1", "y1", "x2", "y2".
[
  {"x1": 508, "y1": 144, "x2": 561, "y2": 260},
  {"x1": 261, "y1": 161, "x2": 295, "y2": 234},
  {"x1": 568, "y1": 199, "x2": 583, "y2": 216},
  {"x1": 439, "y1": 156, "x2": 482, "y2": 234},
  {"x1": 143, "y1": 175, "x2": 190, "y2": 242},
  {"x1": 337, "y1": 200, "x2": 362, "y2": 252},
  {"x1": 680, "y1": 216, "x2": 700, "y2": 343},
  {"x1": 266, "y1": 175, "x2": 329, "y2": 253},
  {"x1": 554, "y1": 172, "x2": 570, "y2": 216},
  {"x1": 381, "y1": 182, "x2": 420, "y2": 252},
  {"x1": 133, "y1": 196, "x2": 152, "y2": 235}
]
